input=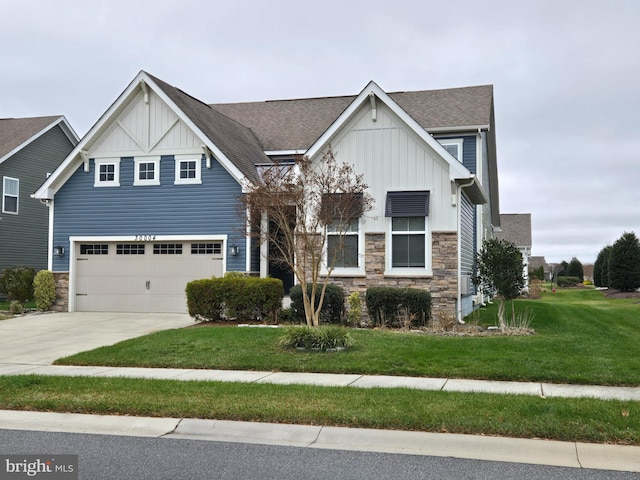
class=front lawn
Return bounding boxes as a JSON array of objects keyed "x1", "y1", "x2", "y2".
[
  {"x1": 1, "y1": 375, "x2": 638, "y2": 445},
  {"x1": 56, "y1": 288, "x2": 640, "y2": 386}
]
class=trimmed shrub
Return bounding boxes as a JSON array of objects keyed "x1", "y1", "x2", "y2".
[
  {"x1": 33, "y1": 270, "x2": 56, "y2": 311},
  {"x1": 224, "y1": 275, "x2": 284, "y2": 322},
  {"x1": 279, "y1": 325, "x2": 354, "y2": 351},
  {"x1": 289, "y1": 283, "x2": 345, "y2": 324},
  {"x1": 0, "y1": 266, "x2": 36, "y2": 303},
  {"x1": 556, "y1": 276, "x2": 581, "y2": 287},
  {"x1": 346, "y1": 291, "x2": 363, "y2": 327},
  {"x1": 9, "y1": 300, "x2": 24, "y2": 315},
  {"x1": 186, "y1": 279, "x2": 226, "y2": 322},
  {"x1": 365, "y1": 287, "x2": 431, "y2": 327},
  {"x1": 186, "y1": 274, "x2": 284, "y2": 323}
]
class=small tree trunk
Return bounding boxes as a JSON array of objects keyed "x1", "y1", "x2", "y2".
[{"x1": 497, "y1": 298, "x2": 506, "y2": 333}]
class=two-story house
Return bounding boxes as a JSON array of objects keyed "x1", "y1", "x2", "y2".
[
  {"x1": 0, "y1": 116, "x2": 78, "y2": 275},
  {"x1": 33, "y1": 71, "x2": 500, "y2": 320}
]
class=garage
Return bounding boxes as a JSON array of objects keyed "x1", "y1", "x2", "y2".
[{"x1": 74, "y1": 240, "x2": 224, "y2": 313}]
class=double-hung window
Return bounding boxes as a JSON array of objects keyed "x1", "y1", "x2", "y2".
[
  {"x1": 174, "y1": 155, "x2": 202, "y2": 185},
  {"x1": 323, "y1": 193, "x2": 364, "y2": 274},
  {"x1": 385, "y1": 191, "x2": 430, "y2": 274},
  {"x1": 2, "y1": 177, "x2": 19, "y2": 214},
  {"x1": 94, "y1": 158, "x2": 120, "y2": 187},
  {"x1": 134, "y1": 157, "x2": 161, "y2": 186},
  {"x1": 327, "y1": 218, "x2": 359, "y2": 268}
]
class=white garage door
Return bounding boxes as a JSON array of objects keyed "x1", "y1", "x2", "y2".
[{"x1": 75, "y1": 241, "x2": 224, "y2": 313}]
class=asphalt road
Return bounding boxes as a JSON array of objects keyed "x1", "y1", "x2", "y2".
[{"x1": 0, "y1": 429, "x2": 636, "y2": 480}]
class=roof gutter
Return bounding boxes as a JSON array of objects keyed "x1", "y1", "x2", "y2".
[
  {"x1": 427, "y1": 124, "x2": 490, "y2": 133},
  {"x1": 456, "y1": 175, "x2": 488, "y2": 205}
]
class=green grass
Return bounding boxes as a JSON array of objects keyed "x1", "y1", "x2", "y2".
[
  {"x1": 1, "y1": 375, "x2": 638, "y2": 445},
  {"x1": 56, "y1": 288, "x2": 640, "y2": 386}
]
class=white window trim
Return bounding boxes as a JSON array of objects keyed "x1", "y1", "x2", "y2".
[
  {"x1": 322, "y1": 219, "x2": 366, "y2": 277},
  {"x1": 384, "y1": 217, "x2": 432, "y2": 277},
  {"x1": 439, "y1": 138, "x2": 464, "y2": 163},
  {"x1": 94, "y1": 158, "x2": 120, "y2": 187},
  {"x1": 134, "y1": 157, "x2": 161, "y2": 186},
  {"x1": 174, "y1": 154, "x2": 202, "y2": 185},
  {"x1": 2, "y1": 176, "x2": 19, "y2": 214}
]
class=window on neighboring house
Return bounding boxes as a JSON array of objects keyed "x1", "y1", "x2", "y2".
[
  {"x1": 439, "y1": 139, "x2": 463, "y2": 162},
  {"x1": 385, "y1": 191, "x2": 430, "y2": 271},
  {"x1": 94, "y1": 159, "x2": 120, "y2": 187},
  {"x1": 174, "y1": 155, "x2": 202, "y2": 185},
  {"x1": 2, "y1": 177, "x2": 19, "y2": 214},
  {"x1": 134, "y1": 158, "x2": 160, "y2": 186}
]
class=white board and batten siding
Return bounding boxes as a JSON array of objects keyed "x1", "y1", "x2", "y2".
[
  {"x1": 329, "y1": 102, "x2": 458, "y2": 233},
  {"x1": 90, "y1": 89, "x2": 202, "y2": 158}
]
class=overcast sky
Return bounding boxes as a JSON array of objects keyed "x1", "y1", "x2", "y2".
[{"x1": 2, "y1": 0, "x2": 639, "y2": 263}]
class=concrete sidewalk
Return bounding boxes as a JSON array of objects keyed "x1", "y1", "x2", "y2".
[
  {"x1": 0, "y1": 409, "x2": 638, "y2": 473},
  {"x1": 1, "y1": 363, "x2": 640, "y2": 401}
]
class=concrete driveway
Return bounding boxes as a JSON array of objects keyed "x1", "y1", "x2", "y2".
[{"x1": 0, "y1": 312, "x2": 194, "y2": 365}]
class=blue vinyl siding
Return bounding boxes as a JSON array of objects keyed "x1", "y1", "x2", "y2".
[
  {"x1": 52, "y1": 154, "x2": 246, "y2": 271},
  {"x1": 434, "y1": 135, "x2": 476, "y2": 174},
  {"x1": 460, "y1": 192, "x2": 477, "y2": 318},
  {"x1": 460, "y1": 193, "x2": 475, "y2": 280}
]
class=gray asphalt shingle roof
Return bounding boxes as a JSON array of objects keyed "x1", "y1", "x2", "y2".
[
  {"x1": 148, "y1": 73, "x2": 269, "y2": 183},
  {"x1": 0, "y1": 116, "x2": 63, "y2": 162},
  {"x1": 496, "y1": 214, "x2": 532, "y2": 248},
  {"x1": 209, "y1": 85, "x2": 494, "y2": 152}
]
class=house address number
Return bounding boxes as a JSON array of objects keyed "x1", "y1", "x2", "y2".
[{"x1": 134, "y1": 235, "x2": 157, "y2": 241}]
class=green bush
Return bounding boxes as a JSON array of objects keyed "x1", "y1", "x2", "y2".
[
  {"x1": 224, "y1": 275, "x2": 284, "y2": 322},
  {"x1": 365, "y1": 287, "x2": 431, "y2": 327},
  {"x1": 289, "y1": 283, "x2": 345, "y2": 324},
  {"x1": 346, "y1": 291, "x2": 363, "y2": 326},
  {"x1": 9, "y1": 300, "x2": 24, "y2": 315},
  {"x1": 279, "y1": 325, "x2": 354, "y2": 351},
  {"x1": 186, "y1": 274, "x2": 284, "y2": 323},
  {"x1": 33, "y1": 270, "x2": 56, "y2": 311},
  {"x1": 0, "y1": 266, "x2": 36, "y2": 303},
  {"x1": 556, "y1": 276, "x2": 582, "y2": 287},
  {"x1": 186, "y1": 279, "x2": 226, "y2": 321}
]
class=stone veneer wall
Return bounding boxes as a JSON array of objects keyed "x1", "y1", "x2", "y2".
[
  {"x1": 324, "y1": 232, "x2": 459, "y2": 321},
  {"x1": 52, "y1": 272, "x2": 69, "y2": 312}
]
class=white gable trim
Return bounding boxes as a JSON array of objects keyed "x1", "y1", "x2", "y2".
[
  {"x1": 0, "y1": 116, "x2": 79, "y2": 166},
  {"x1": 33, "y1": 71, "x2": 247, "y2": 200},
  {"x1": 305, "y1": 81, "x2": 472, "y2": 180}
]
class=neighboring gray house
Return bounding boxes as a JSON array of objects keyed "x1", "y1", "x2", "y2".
[
  {"x1": 495, "y1": 213, "x2": 532, "y2": 287},
  {"x1": 34, "y1": 71, "x2": 501, "y2": 319},
  {"x1": 529, "y1": 256, "x2": 549, "y2": 280},
  {"x1": 0, "y1": 116, "x2": 79, "y2": 274}
]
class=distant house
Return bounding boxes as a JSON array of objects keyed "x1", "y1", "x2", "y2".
[
  {"x1": 495, "y1": 213, "x2": 532, "y2": 287},
  {"x1": 529, "y1": 256, "x2": 549, "y2": 280},
  {"x1": 0, "y1": 117, "x2": 78, "y2": 274},
  {"x1": 34, "y1": 71, "x2": 501, "y2": 319}
]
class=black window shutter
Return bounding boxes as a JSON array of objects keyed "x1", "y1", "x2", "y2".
[{"x1": 385, "y1": 191, "x2": 430, "y2": 217}]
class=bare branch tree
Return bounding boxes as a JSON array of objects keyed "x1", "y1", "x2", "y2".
[{"x1": 240, "y1": 148, "x2": 373, "y2": 327}]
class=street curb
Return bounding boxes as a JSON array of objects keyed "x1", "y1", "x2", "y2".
[{"x1": 1, "y1": 410, "x2": 638, "y2": 473}]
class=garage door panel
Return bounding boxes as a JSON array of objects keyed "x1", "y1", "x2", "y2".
[{"x1": 75, "y1": 241, "x2": 224, "y2": 313}]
